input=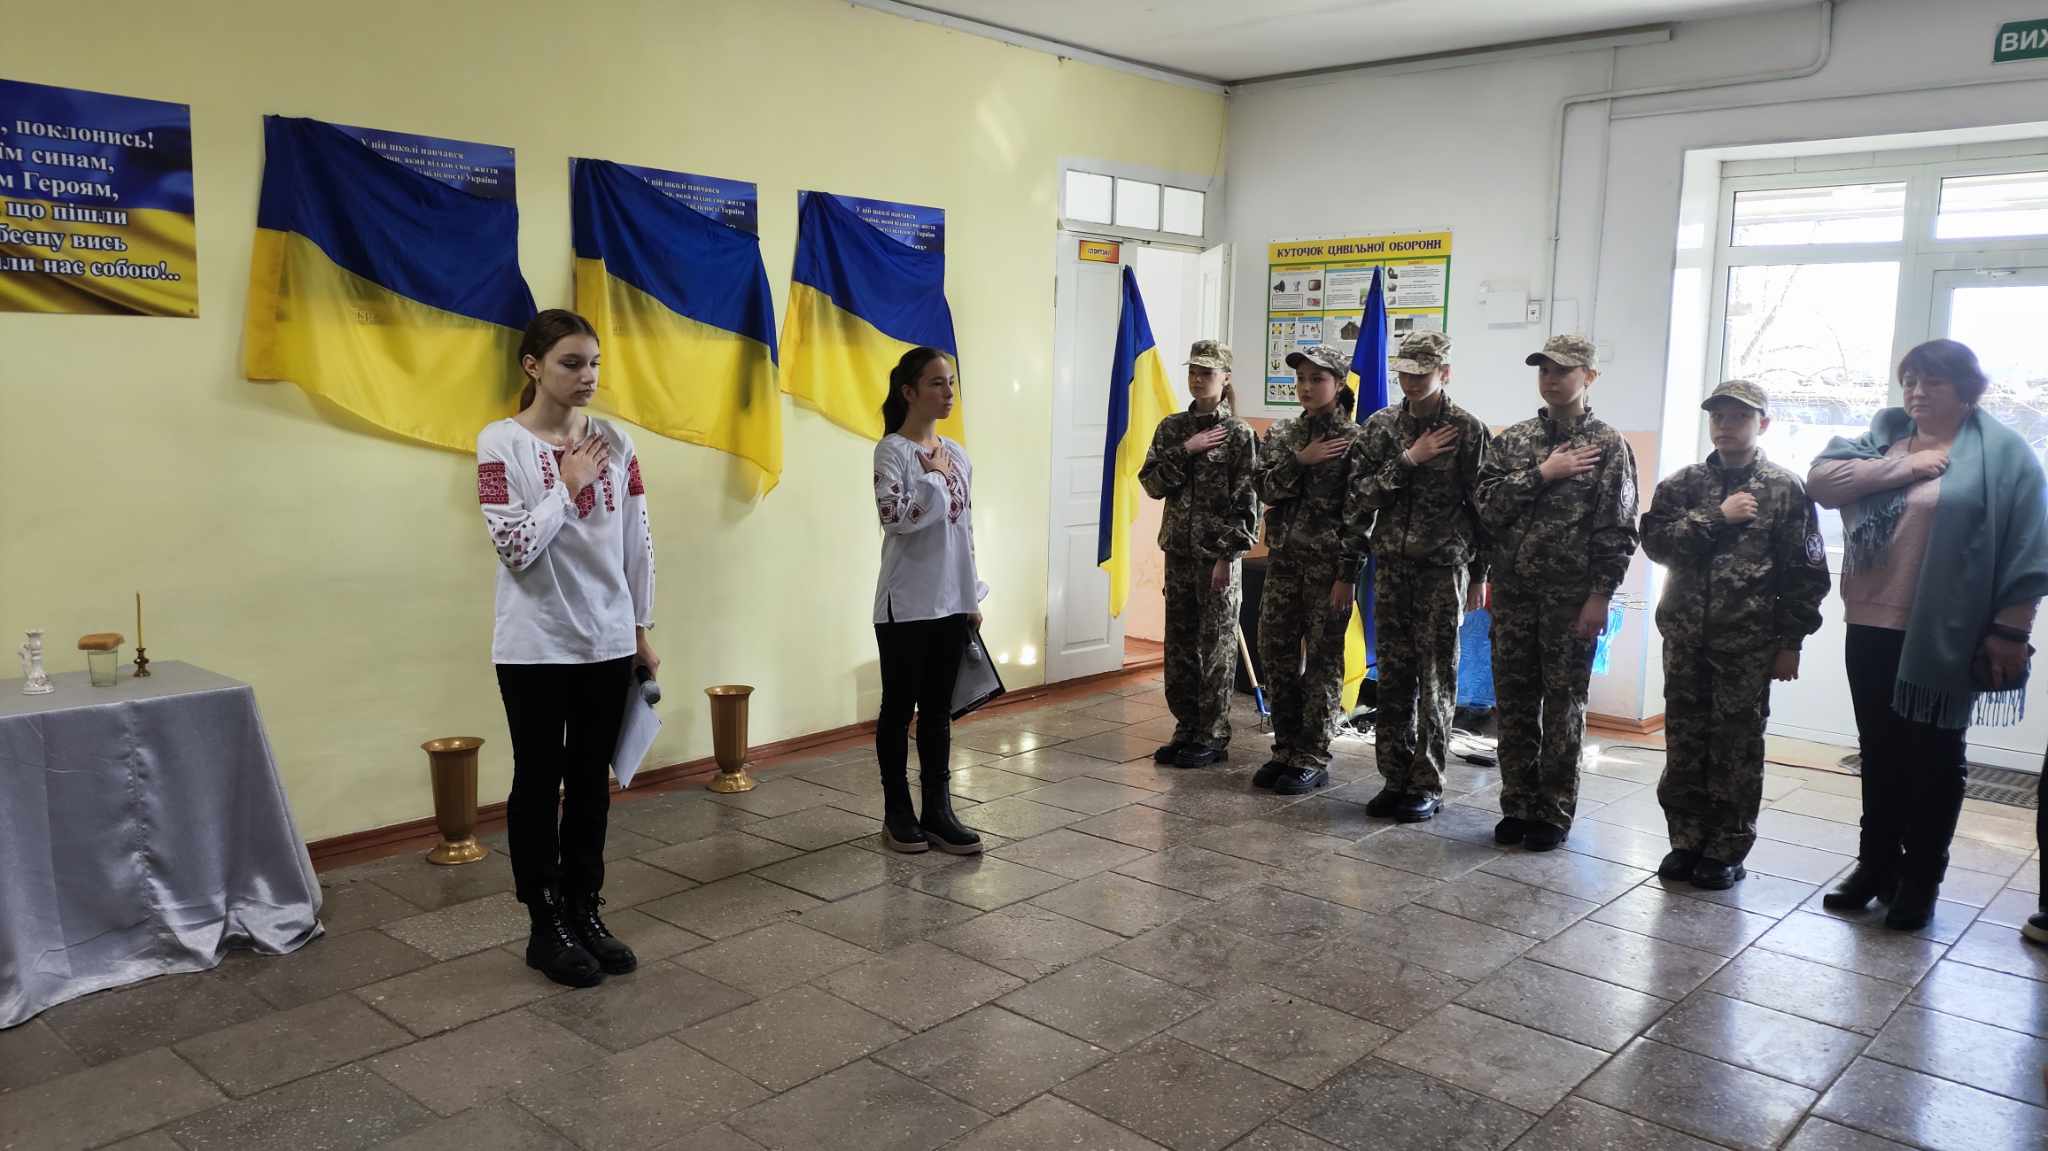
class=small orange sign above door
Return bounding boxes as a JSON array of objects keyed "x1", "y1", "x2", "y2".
[{"x1": 1078, "y1": 239, "x2": 1121, "y2": 264}]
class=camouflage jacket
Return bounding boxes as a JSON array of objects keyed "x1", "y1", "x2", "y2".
[
  {"x1": 1138, "y1": 403, "x2": 1260, "y2": 559},
  {"x1": 1255, "y1": 408, "x2": 1365, "y2": 573},
  {"x1": 1345, "y1": 395, "x2": 1491, "y2": 578},
  {"x1": 1641, "y1": 450, "x2": 1830, "y2": 653},
  {"x1": 1476, "y1": 406, "x2": 1639, "y2": 595}
]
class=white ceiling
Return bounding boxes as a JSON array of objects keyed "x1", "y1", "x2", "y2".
[{"x1": 891, "y1": 0, "x2": 1817, "y2": 83}]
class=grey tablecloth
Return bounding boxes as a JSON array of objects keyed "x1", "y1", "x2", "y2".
[{"x1": 0, "y1": 661, "x2": 322, "y2": 1028}]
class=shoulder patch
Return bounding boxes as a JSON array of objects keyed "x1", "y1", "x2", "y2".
[{"x1": 1805, "y1": 530, "x2": 1826, "y2": 566}]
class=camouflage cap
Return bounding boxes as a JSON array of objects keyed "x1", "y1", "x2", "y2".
[
  {"x1": 1285, "y1": 345, "x2": 1350, "y2": 378},
  {"x1": 1389, "y1": 331, "x2": 1452, "y2": 375},
  {"x1": 1186, "y1": 339, "x2": 1233, "y2": 372},
  {"x1": 1701, "y1": 378, "x2": 1769, "y2": 414},
  {"x1": 1524, "y1": 333, "x2": 1598, "y2": 369}
]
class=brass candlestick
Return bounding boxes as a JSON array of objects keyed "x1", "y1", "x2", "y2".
[
  {"x1": 133, "y1": 647, "x2": 151, "y2": 678},
  {"x1": 705, "y1": 685, "x2": 756, "y2": 793},
  {"x1": 422, "y1": 737, "x2": 489, "y2": 865}
]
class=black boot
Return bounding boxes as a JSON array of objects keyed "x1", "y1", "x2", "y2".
[
  {"x1": 525, "y1": 889, "x2": 603, "y2": 988},
  {"x1": 1885, "y1": 875, "x2": 1940, "y2": 931},
  {"x1": 920, "y1": 773, "x2": 983, "y2": 855},
  {"x1": 881, "y1": 770, "x2": 929, "y2": 854},
  {"x1": 1821, "y1": 862, "x2": 1899, "y2": 910},
  {"x1": 565, "y1": 892, "x2": 638, "y2": 975}
]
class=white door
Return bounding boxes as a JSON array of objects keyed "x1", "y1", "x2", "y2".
[
  {"x1": 1935, "y1": 265, "x2": 2048, "y2": 770},
  {"x1": 1045, "y1": 233, "x2": 1131, "y2": 683}
]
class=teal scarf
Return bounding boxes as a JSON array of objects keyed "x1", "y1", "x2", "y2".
[{"x1": 1816, "y1": 407, "x2": 2048, "y2": 728}]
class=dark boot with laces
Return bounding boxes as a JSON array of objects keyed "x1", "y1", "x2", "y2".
[
  {"x1": 525, "y1": 888, "x2": 603, "y2": 988},
  {"x1": 565, "y1": 891, "x2": 637, "y2": 975}
]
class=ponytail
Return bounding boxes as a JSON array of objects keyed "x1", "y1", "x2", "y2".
[
  {"x1": 1336, "y1": 384, "x2": 1356, "y2": 420},
  {"x1": 516, "y1": 308, "x2": 598, "y2": 411},
  {"x1": 1220, "y1": 380, "x2": 1236, "y2": 410}
]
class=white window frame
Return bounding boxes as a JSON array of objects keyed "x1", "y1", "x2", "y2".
[{"x1": 1058, "y1": 159, "x2": 1220, "y2": 247}]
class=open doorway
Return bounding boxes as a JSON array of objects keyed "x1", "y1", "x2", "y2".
[{"x1": 1045, "y1": 232, "x2": 1229, "y2": 683}]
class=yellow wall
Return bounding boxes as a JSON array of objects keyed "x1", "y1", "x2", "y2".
[{"x1": 0, "y1": 0, "x2": 1225, "y2": 841}]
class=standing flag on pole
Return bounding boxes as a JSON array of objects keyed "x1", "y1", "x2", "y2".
[
  {"x1": 572, "y1": 159, "x2": 782, "y2": 489},
  {"x1": 245, "y1": 116, "x2": 536, "y2": 452},
  {"x1": 780, "y1": 192, "x2": 962, "y2": 442},
  {"x1": 1340, "y1": 267, "x2": 1391, "y2": 711},
  {"x1": 1098, "y1": 267, "x2": 1178, "y2": 618}
]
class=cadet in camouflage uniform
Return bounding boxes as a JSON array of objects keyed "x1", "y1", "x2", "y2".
[
  {"x1": 1641, "y1": 380, "x2": 1829, "y2": 889},
  {"x1": 1345, "y1": 332, "x2": 1490, "y2": 822},
  {"x1": 1476, "y1": 334, "x2": 1640, "y2": 852},
  {"x1": 1255, "y1": 344, "x2": 1366, "y2": 796},
  {"x1": 1139, "y1": 340, "x2": 1260, "y2": 769}
]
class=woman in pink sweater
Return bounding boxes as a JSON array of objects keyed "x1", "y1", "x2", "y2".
[{"x1": 1808, "y1": 340, "x2": 2048, "y2": 931}]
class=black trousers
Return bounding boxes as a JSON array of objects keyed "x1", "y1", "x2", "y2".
[
  {"x1": 1844, "y1": 625, "x2": 1968, "y2": 883},
  {"x1": 496, "y1": 657, "x2": 634, "y2": 904},
  {"x1": 876, "y1": 614, "x2": 971, "y2": 783}
]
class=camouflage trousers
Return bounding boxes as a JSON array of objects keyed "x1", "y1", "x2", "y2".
[
  {"x1": 1491, "y1": 582, "x2": 1599, "y2": 831},
  {"x1": 1659, "y1": 643, "x2": 1774, "y2": 863},
  {"x1": 1163, "y1": 552, "x2": 1242, "y2": 750},
  {"x1": 1258, "y1": 554, "x2": 1351, "y2": 771},
  {"x1": 1373, "y1": 561, "x2": 1468, "y2": 797}
]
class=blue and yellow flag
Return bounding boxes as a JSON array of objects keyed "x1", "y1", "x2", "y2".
[
  {"x1": 572, "y1": 159, "x2": 781, "y2": 488},
  {"x1": 244, "y1": 116, "x2": 536, "y2": 451},
  {"x1": 781, "y1": 192, "x2": 962, "y2": 442},
  {"x1": 1340, "y1": 268, "x2": 1391, "y2": 711},
  {"x1": 1098, "y1": 267, "x2": 1178, "y2": 618}
]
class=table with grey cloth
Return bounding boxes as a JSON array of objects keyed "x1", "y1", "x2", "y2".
[{"x1": 0, "y1": 661, "x2": 322, "y2": 1028}]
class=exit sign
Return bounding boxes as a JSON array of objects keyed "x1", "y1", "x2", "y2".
[{"x1": 1995, "y1": 19, "x2": 2048, "y2": 62}]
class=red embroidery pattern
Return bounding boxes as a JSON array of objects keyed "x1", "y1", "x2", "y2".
[
  {"x1": 539, "y1": 449, "x2": 558, "y2": 491},
  {"x1": 477, "y1": 461, "x2": 509, "y2": 505},
  {"x1": 942, "y1": 466, "x2": 969, "y2": 524},
  {"x1": 575, "y1": 484, "x2": 597, "y2": 519},
  {"x1": 601, "y1": 468, "x2": 616, "y2": 513},
  {"x1": 627, "y1": 456, "x2": 645, "y2": 497}
]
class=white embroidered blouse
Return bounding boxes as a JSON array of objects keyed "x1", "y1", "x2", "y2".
[
  {"x1": 873, "y1": 433, "x2": 987, "y2": 624},
  {"x1": 477, "y1": 416, "x2": 655, "y2": 664}
]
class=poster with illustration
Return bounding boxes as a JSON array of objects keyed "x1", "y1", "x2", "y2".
[{"x1": 1263, "y1": 231, "x2": 1452, "y2": 407}]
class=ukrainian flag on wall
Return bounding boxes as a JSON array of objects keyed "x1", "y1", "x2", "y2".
[
  {"x1": 781, "y1": 192, "x2": 962, "y2": 442},
  {"x1": 572, "y1": 159, "x2": 781, "y2": 488},
  {"x1": 244, "y1": 116, "x2": 536, "y2": 452},
  {"x1": 1099, "y1": 267, "x2": 1177, "y2": 618},
  {"x1": 1340, "y1": 267, "x2": 1391, "y2": 711}
]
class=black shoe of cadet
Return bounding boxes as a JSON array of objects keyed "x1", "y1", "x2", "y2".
[
  {"x1": 525, "y1": 889, "x2": 604, "y2": 988},
  {"x1": 1392, "y1": 793, "x2": 1440, "y2": 823},
  {"x1": 1522, "y1": 823, "x2": 1568, "y2": 852},
  {"x1": 2023, "y1": 910, "x2": 2048, "y2": 946},
  {"x1": 1822, "y1": 863, "x2": 1899, "y2": 911},
  {"x1": 1363, "y1": 788, "x2": 1402, "y2": 818},
  {"x1": 1173, "y1": 745, "x2": 1226, "y2": 769},
  {"x1": 1252, "y1": 760, "x2": 1288, "y2": 789},
  {"x1": 1494, "y1": 816, "x2": 1527, "y2": 845},
  {"x1": 1884, "y1": 876, "x2": 1939, "y2": 932},
  {"x1": 564, "y1": 891, "x2": 638, "y2": 975},
  {"x1": 1153, "y1": 743, "x2": 1183, "y2": 765},
  {"x1": 1273, "y1": 766, "x2": 1329, "y2": 796},
  {"x1": 1690, "y1": 859, "x2": 1746, "y2": 891},
  {"x1": 1657, "y1": 848, "x2": 1700, "y2": 881}
]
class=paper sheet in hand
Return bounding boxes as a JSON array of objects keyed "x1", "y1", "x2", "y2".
[{"x1": 613, "y1": 686, "x2": 661, "y2": 789}]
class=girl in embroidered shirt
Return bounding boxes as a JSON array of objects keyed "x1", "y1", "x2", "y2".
[
  {"x1": 872, "y1": 347, "x2": 987, "y2": 856},
  {"x1": 476, "y1": 309, "x2": 656, "y2": 989}
]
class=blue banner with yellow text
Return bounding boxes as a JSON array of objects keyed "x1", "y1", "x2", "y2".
[
  {"x1": 781, "y1": 190, "x2": 960, "y2": 442},
  {"x1": 0, "y1": 78, "x2": 197, "y2": 316},
  {"x1": 572, "y1": 158, "x2": 780, "y2": 487},
  {"x1": 244, "y1": 116, "x2": 536, "y2": 452}
]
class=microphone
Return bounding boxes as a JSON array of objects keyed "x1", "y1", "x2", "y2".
[{"x1": 635, "y1": 664, "x2": 662, "y2": 705}]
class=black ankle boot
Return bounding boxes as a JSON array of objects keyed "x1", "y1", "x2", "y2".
[
  {"x1": 882, "y1": 772, "x2": 929, "y2": 854},
  {"x1": 565, "y1": 892, "x2": 637, "y2": 975},
  {"x1": 919, "y1": 773, "x2": 983, "y2": 855},
  {"x1": 1884, "y1": 876, "x2": 1940, "y2": 931},
  {"x1": 1822, "y1": 862, "x2": 1899, "y2": 911},
  {"x1": 526, "y1": 889, "x2": 603, "y2": 988}
]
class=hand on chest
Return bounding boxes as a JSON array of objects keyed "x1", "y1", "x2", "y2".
[{"x1": 540, "y1": 445, "x2": 626, "y2": 520}]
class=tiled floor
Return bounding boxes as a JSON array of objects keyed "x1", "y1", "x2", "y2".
[{"x1": 6, "y1": 671, "x2": 2047, "y2": 1151}]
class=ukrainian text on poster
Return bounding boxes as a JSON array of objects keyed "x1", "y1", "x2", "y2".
[
  {"x1": 336, "y1": 123, "x2": 516, "y2": 200},
  {"x1": 605, "y1": 162, "x2": 758, "y2": 234},
  {"x1": 1263, "y1": 231, "x2": 1452, "y2": 406},
  {"x1": 800, "y1": 190, "x2": 944, "y2": 253},
  {"x1": 0, "y1": 78, "x2": 197, "y2": 317}
]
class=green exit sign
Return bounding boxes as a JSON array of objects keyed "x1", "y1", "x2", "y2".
[{"x1": 1995, "y1": 19, "x2": 2048, "y2": 62}]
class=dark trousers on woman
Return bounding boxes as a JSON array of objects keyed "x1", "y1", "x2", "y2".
[
  {"x1": 875, "y1": 614, "x2": 970, "y2": 783},
  {"x1": 497, "y1": 657, "x2": 634, "y2": 904},
  {"x1": 1844, "y1": 625, "x2": 1968, "y2": 886}
]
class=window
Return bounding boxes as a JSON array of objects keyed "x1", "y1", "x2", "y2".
[
  {"x1": 1730, "y1": 182, "x2": 1904, "y2": 246},
  {"x1": 1162, "y1": 186, "x2": 1205, "y2": 236},
  {"x1": 1114, "y1": 178, "x2": 1160, "y2": 231},
  {"x1": 1064, "y1": 170, "x2": 1112, "y2": 224},
  {"x1": 1936, "y1": 171, "x2": 2048, "y2": 240}
]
